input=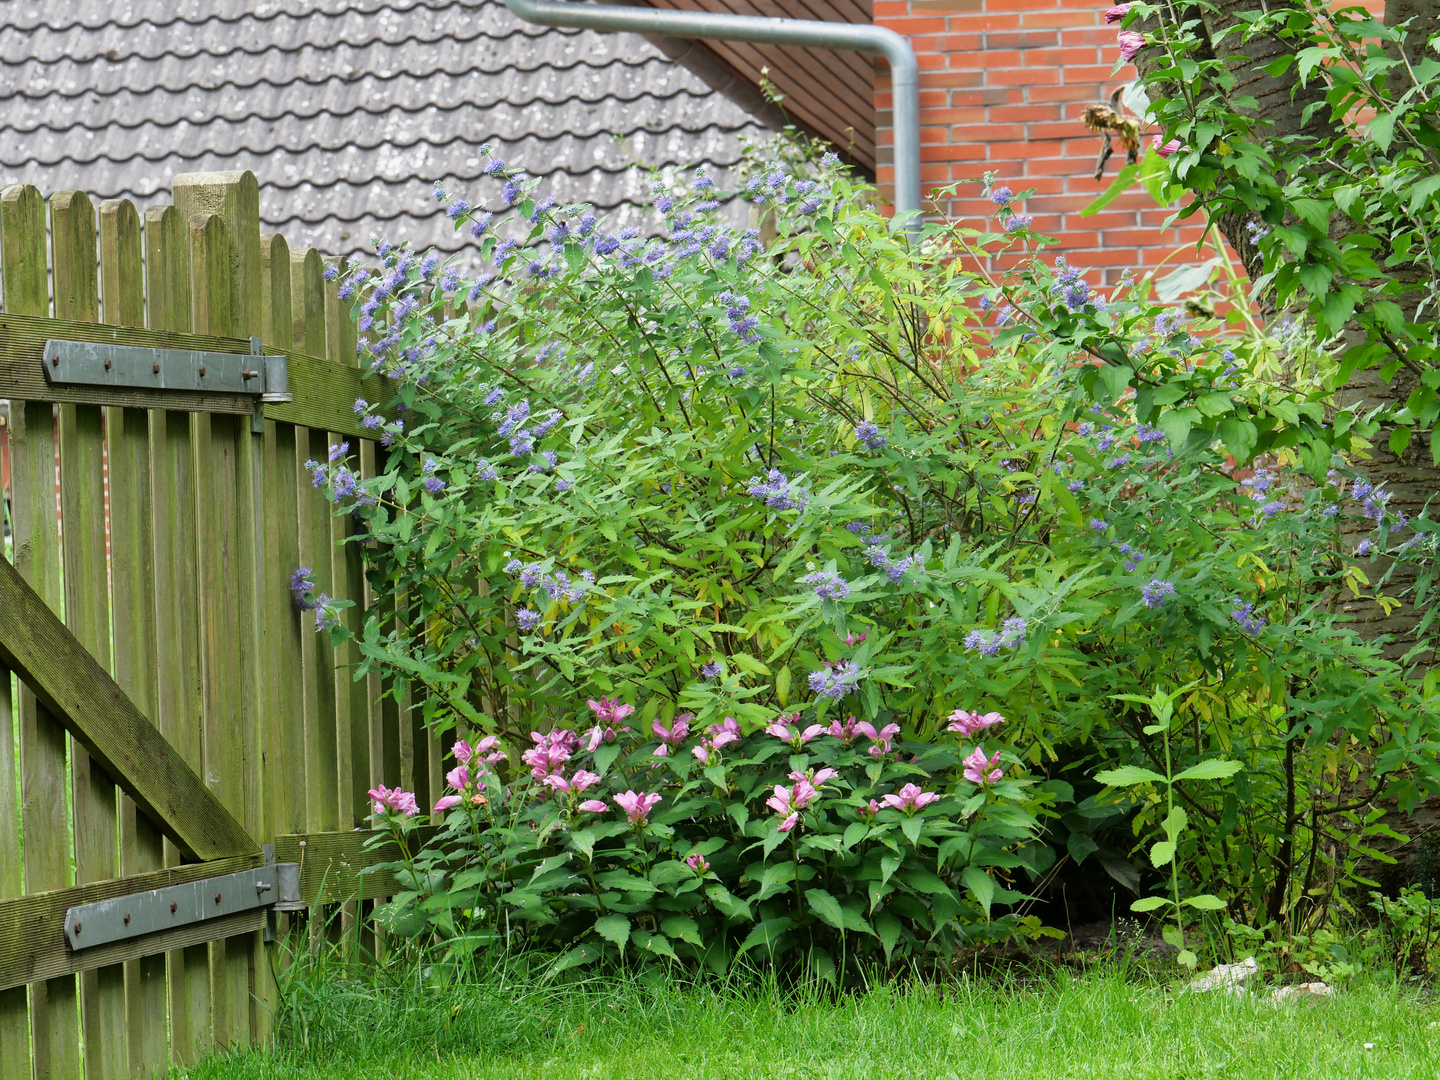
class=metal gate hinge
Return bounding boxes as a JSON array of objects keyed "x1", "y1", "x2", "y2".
[
  {"x1": 42, "y1": 337, "x2": 293, "y2": 433},
  {"x1": 63, "y1": 861, "x2": 302, "y2": 952}
]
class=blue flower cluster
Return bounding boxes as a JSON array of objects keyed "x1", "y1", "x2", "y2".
[
  {"x1": 801, "y1": 569, "x2": 851, "y2": 601},
  {"x1": 964, "y1": 617, "x2": 1027, "y2": 657},
  {"x1": 855, "y1": 421, "x2": 887, "y2": 451},
  {"x1": 807, "y1": 660, "x2": 861, "y2": 701},
  {"x1": 1141, "y1": 579, "x2": 1176, "y2": 608},
  {"x1": 748, "y1": 469, "x2": 808, "y2": 512}
]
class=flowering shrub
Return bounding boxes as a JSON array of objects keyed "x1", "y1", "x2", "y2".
[
  {"x1": 365, "y1": 698, "x2": 1048, "y2": 975},
  {"x1": 309, "y1": 146, "x2": 1440, "y2": 957}
]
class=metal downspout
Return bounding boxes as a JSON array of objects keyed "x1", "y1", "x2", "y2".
[{"x1": 501, "y1": 0, "x2": 922, "y2": 228}]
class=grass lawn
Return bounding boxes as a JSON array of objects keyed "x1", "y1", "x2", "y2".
[{"x1": 181, "y1": 964, "x2": 1438, "y2": 1080}]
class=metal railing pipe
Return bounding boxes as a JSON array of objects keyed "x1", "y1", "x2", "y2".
[{"x1": 501, "y1": 0, "x2": 921, "y2": 227}]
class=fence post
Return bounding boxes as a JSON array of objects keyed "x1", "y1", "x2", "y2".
[{"x1": 101, "y1": 194, "x2": 172, "y2": 1080}]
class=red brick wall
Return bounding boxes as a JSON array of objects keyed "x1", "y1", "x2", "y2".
[{"x1": 874, "y1": 0, "x2": 1211, "y2": 283}]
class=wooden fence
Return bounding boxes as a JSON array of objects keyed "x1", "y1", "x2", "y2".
[{"x1": 0, "y1": 171, "x2": 442, "y2": 1078}]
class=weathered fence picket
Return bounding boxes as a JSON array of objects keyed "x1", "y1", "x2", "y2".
[{"x1": 0, "y1": 170, "x2": 413, "y2": 1077}]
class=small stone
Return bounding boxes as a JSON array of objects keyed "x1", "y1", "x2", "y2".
[
  {"x1": 1270, "y1": 982, "x2": 1334, "y2": 1004},
  {"x1": 1185, "y1": 957, "x2": 1259, "y2": 995}
]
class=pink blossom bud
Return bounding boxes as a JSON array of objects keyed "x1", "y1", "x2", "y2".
[
  {"x1": 578, "y1": 799, "x2": 609, "y2": 813},
  {"x1": 1104, "y1": 3, "x2": 1131, "y2": 23},
  {"x1": 1117, "y1": 29, "x2": 1146, "y2": 61}
]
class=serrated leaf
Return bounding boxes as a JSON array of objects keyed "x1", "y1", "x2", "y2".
[
  {"x1": 736, "y1": 917, "x2": 792, "y2": 957},
  {"x1": 1182, "y1": 893, "x2": 1228, "y2": 910},
  {"x1": 1173, "y1": 759, "x2": 1242, "y2": 782},
  {"x1": 1094, "y1": 765, "x2": 1167, "y2": 787},
  {"x1": 661, "y1": 915, "x2": 702, "y2": 945},
  {"x1": 1149, "y1": 840, "x2": 1177, "y2": 868},
  {"x1": 1130, "y1": 895, "x2": 1170, "y2": 913},
  {"x1": 961, "y1": 866, "x2": 995, "y2": 918},
  {"x1": 593, "y1": 913, "x2": 631, "y2": 949},
  {"x1": 805, "y1": 888, "x2": 847, "y2": 931},
  {"x1": 551, "y1": 943, "x2": 601, "y2": 972},
  {"x1": 638, "y1": 932, "x2": 679, "y2": 961},
  {"x1": 875, "y1": 910, "x2": 903, "y2": 962}
]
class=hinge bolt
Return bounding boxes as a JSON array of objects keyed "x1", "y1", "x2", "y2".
[
  {"x1": 153, "y1": 363, "x2": 161, "y2": 375},
  {"x1": 104, "y1": 357, "x2": 112, "y2": 371},
  {"x1": 123, "y1": 913, "x2": 130, "y2": 925},
  {"x1": 51, "y1": 354, "x2": 60, "y2": 367},
  {"x1": 73, "y1": 921, "x2": 82, "y2": 934},
  {"x1": 199, "y1": 365, "x2": 207, "y2": 377},
  {"x1": 170, "y1": 902, "x2": 177, "y2": 914},
  {"x1": 214, "y1": 893, "x2": 222, "y2": 904}
]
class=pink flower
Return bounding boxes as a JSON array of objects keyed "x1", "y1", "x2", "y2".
[
  {"x1": 613, "y1": 790, "x2": 662, "y2": 826},
  {"x1": 858, "y1": 798, "x2": 880, "y2": 820},
  {"x1": 653, "y1": 713, "x2": 691, "y2": 746},
  {"x1": 367, "y1": 785, "x2": 419, "y2": 817},
  {"x1": 1104, "y1": 3, "x2": 1131, "y2": 23},
  {"x1": 524, "y1": 729, "x2": 577, "y2": 779},
  {"x1": 578, "y1": 799, "x2": 609, "y2": 813},
  {"x1": 685, "y1": 853, "x2": 710, "y2": 874},
  {"x1": 790, "y1": 767, "x2": 838, "y2": 788},
  {"x1": 587, "y1": 696, "x2": 636, "y2": 725},
  {"x1": 434, "y1": 794, "x2": 462, "y2": 812},
  {"x1": 445, "y1": 764, "x2": 470, "y2": 792},
  {"x1": 474, "y1": 734, "x2": 506, "y2": 764},
  {"x1": 570, "y1": 770, "x2": 600, "y2": 792},
  {"x1": 946, "y1": 710, "x2": 1006, "y2": 738},
  {"x1": 692, "y1": 744, "x2": 711, "y2": 764},
  {"x1": 1117, "y1": 29, "x2": 1146, "y2": 61},
  {"x1": 843, "y1": 631, "x2": 868, "y2": 647},
  {"x1": 766, "y1": 780, "x2": 819, "y2": 829},
  {"x1": 452, "y1": 739, "x2": 474, "y2": 767},
  {"x1": 964, "y1": 746, "x2": 1005, "y2": 785},
  {"x1": 653, "y1": 743, "x2": 670, "y2": 758},
  {"x1": 881, "y1": 782, "x2": 940, "y2": 815},
  {"x1": 856, "y1": 721, "x2": 901, "y2": 758},
  {"x1": 827, "y1": 715, "x2": 863, "y2": 743},
  {"x1": 777, "y1": 812, "x2": 799, "y2": 832},
  {"x1": 1153, "y1": 135, "x2": 1182, "y2": 157},
  {"x1": 708, "y1": 717, "x2": 742, "y2": 749}
]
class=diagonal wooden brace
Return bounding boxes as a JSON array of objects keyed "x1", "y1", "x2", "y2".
[{"x1": 0, "y1": 556, "x2": 259, "y2": 861}]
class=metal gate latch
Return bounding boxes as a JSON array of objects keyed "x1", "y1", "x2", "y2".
[{"x1": 64, "y1": 859, "x2": 302, "y2": 952}]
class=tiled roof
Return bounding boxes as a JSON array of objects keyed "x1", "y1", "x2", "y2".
[{"x1": 0, "y1": 0, "x2": 778, "y2": 262}]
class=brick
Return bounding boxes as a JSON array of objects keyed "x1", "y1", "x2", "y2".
[
  {"x1": 979, "y1": 87, "x2": 1025, "y2": 104},
  {"x1": 1063, "y1": 63, "x2": 1131, "y2": 83},
  {"x1": 987, "y1": 66, "x2": 1061, "y2": 85},
  {"x1": 971, "y1": 49, "x2": 1025, "y2": 66},
  {"x1": 908, "y1": 0, "x2": 985, "y2": 11},
  {"x1": 988, "y1": 139, "x2": 1070, "y2": 159},
  {"x1": 922, "y1": 70, "x2": 985, "y2": 88},
  {"x1": 925, "y1": 106, "x2": 991, "y2": 124},
  {"x1": 881, "y1": 15, "x2": 952, "y2": 32},
  {"x1": 983, "y1": 30, "x2": 1060, "y2": 47},
  {"x1": 934, "y1": 33, "x2": 985, "y2": 50},
  {"x1": 1042, "y1": 11, "x2": 1107, "y2": 26},
  {"x1": 1026, "y1": 47, "x2": 1100, "y2": 67},
  {"x1": 932, "y1": 142, "x2": 990, "y2": 161},
  {"x1": 1029, "y1": 84, "x2": 1104, "y2": 101},
  {"x1": 1029, "y1": 120, "x2": 1104, "y2": 140}
]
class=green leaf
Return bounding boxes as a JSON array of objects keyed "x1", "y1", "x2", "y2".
[
  {"x1": 1368, "y1": 111, "x2": 1396, "y2": 152},
  {"x1": 961, "y1": 866, "x2": 995, "y2": 918},
  {"x1": 593, "y1": 914, "x2": 631, "y2": 950},
  {"x1": 1067, "y1": 832, "x2": 1100, "y2": 864},
  {"x1": 1154, "y1": 261, "x2": 1217, "y2": 302},
  {"x1": 661, "y1": 915, "x2": 703, "y2": 946},
  {"x1": 736, "y1": 917, "x2": 792, "y2": 957},
  {"x1": 755, "y1": 862, "x2": 797, "y2": 902},
  {"x1": 900, "y1": 814, "x2": 924, "y2": 849},
  {"x1": 1182, "y1": 894, "x2": 1228, "y2": 910},
  {"x1": 1094, "y1": 765, "x2": 1167, "y2": 787},
  {"x1": 1130, "y1": 895, "x2": 1171, "y2": 913},
  {"x1": 637, "y1": 931, "x2": 679, "y2": 961},
  {"x1": 1082, "y1": 163, "x2": 1139, "y2": 218},
  {"x1": 1149, "y1": 840, "x2": 1177, "y2": 868},
  {"x1": 805, "y1": 888, "x2": 848, "y2": 931},
  {"x1": 1173, "y1": 759, "x2": 1242, "y2": 783},
  {"x1": 551, "y1": 943, "x2": 601, "y2": 972},
  {"x1": 875, "y1": 910, "x2": 903, "y2": 962}
]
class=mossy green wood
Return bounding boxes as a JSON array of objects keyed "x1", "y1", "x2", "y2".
[
  {"x1": 272, "y1": 828, "x2": 442, "y2": 906},
  {"x1": 101, "y1": 196, "x2": 170, "y2": 1080},
  {"x1": 0, "y1": 855, "x2": 264, "y2": 993},
  {"x1": 260, "y1": 232, "x2": 308, "y2": 847},
  {"x1": 144, "y1": 200, "x2": 215, "y2": 1067},
  {"x1": 180, "y1": 207, "x2": 252, "y2": 1050},
  {"x1": 52, "y1": 188, "x2": 131, "y2": 1080},
  {"x1": 0, "y1": 667, "x2": 26, "y2": 1076},
  {"x1": 0, "y1": 558, "x2": 260, "y2": 861},
  {"x1": 2, "y1": 182, "x2": 83, "y2": 1080}
]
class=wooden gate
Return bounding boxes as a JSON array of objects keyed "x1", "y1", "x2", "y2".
[{"x1": 0, "y1": 172, "x2": 440, "y2": 1078}]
